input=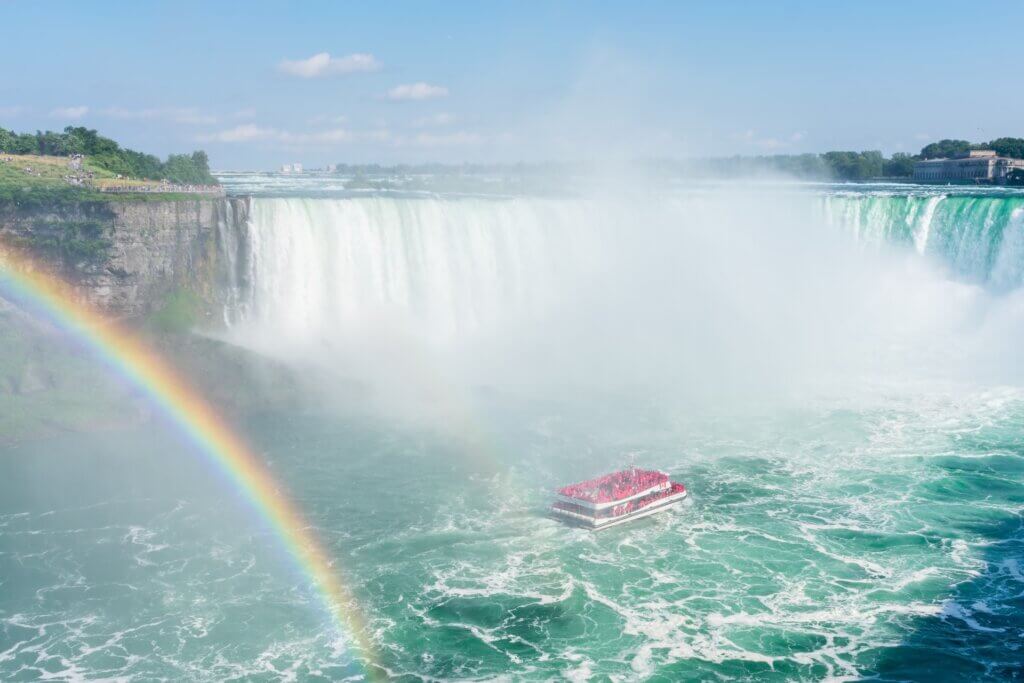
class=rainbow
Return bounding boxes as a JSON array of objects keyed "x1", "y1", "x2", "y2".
[{"x1": 0, "y1": 249, "x2": 381, "y2": 678}]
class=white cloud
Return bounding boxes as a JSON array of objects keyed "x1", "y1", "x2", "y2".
[
  {"x1": 198, "y1": 124, "x2": 277, "y2": 143},
  {"x1": 733, "y1": 128, "x2": 805, "y2": 151},
  {"x1": 362, "y1": 129, "x2": 393, "y2": 143},
  {"x1": 284, "y1": 127, "x2": 394, "y2": 145},
  {"x1": 198, "y1": 124, "x2": 392, "y2": 146},
  {"x1": 308, "y1": 113, "x2": 349, "y2": 125},
  {"x1": 50, "y1": 105, "x2": 89, "y2": 120},
  {"x1": 386, "y1": 82, "x2": 448, "y2": 101},
  {"x1": 413, "y1": 112, "x2": 456, "y2": 127},
  {"x1": 102, "y1": 106, "x2": 217, "y2": 125},
  {"x1": 289, "y1": 128, "x2": 354, "y2": 144},
  {"x1": 232, "y1": 108, "x2": 257, "y2": 119},
  {"x1": 198, "y1": 122, "x2": 488, "y2": 149},
  {"x1": 408, "y1": 131, "x2": 482, "y2": 147},
  {"x1": 278, "y1": 52, "x2": 381, "y2": 78}
]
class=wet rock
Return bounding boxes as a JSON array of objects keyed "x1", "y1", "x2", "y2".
[{"x1": 0, "y1": 197, "x2": 249, "y2": 321}]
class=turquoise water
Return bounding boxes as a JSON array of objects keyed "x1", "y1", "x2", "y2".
[
  {"x1": 4, "y1": 389, "x2": 1023, "y2": 680},
  {"x1": 821, "y1": 190, "x2": 1024, "y2": 289},
  {"x1": 3, "y1": 182, "x2": 1024, "y2": 680}
]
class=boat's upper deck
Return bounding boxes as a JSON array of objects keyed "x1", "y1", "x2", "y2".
[
  {"x1": 551, "y1": 482, "x2": 687, "y2": 527},
  {"x1": 556, "y1": 468, "x2": 670, "y2": 509}
]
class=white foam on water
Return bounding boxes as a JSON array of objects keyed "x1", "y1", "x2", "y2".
[{"x1": 939, "y1": 601, "x2": 1004, "y2": 633}]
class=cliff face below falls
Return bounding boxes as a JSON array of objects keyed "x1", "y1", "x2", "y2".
[{"x1": 0, "y1": 197, "x2": 249, "y2": 320}]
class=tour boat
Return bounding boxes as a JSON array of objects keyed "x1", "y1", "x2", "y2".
[{"x1": 551, "y1": 468, "x2": 687, "y2": 529}]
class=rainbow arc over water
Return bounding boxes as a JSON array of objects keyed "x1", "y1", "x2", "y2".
[{"x1": 0, "y1": 249, "x2": 381, "y2": 678}]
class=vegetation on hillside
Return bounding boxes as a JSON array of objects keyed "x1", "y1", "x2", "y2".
[
  {"x1": 0, "y1": 159, "x2": 211, "y2": 207},
  {"x1": 9, "y1": 219, "x2": 115, "y2": 266},
  {"x1": 145, "y1": 288, "x2": 203, "y2": 334},
  {"x1": 699, "y1": 136, "x2": 1024, "y2": 181},
  {"x1": 695, "y1": 152, "x2": 891, "y2": 181},
  {"x1": 327, "y1": 138, "x2": 1019, "y2": 184},
  {"x1": 918, "y1": 137, "x2": 1024, "y2": 160},
  {"x1": 0, "y1": 126, "x2": 217, "y2": 185},
  {"x1": 918, "y1": 139, "x2": 975, "y2": 159}
]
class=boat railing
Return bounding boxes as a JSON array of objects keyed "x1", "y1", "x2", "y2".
[
  {"x1": 555, "y1": 480, "x2": 670, "y2": 510},
  {"x1": 557, "y1": 469, "x2": 670, "y2": 507}
]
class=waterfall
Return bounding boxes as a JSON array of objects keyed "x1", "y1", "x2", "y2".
[
  {"x1": 209, "y1": 189, "x2": 1024, "y2": 398},
  {"x1": 821, "y1": 193, "x2": 1024, "y2": 289},
  {"x1": 218, "y1": 193, "x2": 1024, "y2": 348},
  {"x1": 227, "y1": 197, "x2": 608, "y2": 347},
  {"x1": 214, "y1": 198, "x2": 250, "y2": 325}
]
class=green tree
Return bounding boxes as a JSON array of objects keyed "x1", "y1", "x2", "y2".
[
  {"x1": 919, "y1": 139, "x2": 972, "y2": 159},
  {"x1": 162, "y1": 151, "x2": 216, "y2": 184},
  {"x1": 988, "y1": 137, "x2": 1024, "y2": 159},
  {"x1": 0, "y1": 128, "x2": 15, "y2": 152},
  {"x1": 822, "y1": 151, "x2": 884, "y2": 181},
  {"x1": 120, "y1": 149, "x2": 164, "y2": 179},
  {"x1": 1, "y1": 125, "x2": 218, "y2": 184},
  {"x1": 8, "y1": 132, "x2": 37, "y2": 154},
  {"x1": 883, "y1": 152, "x2": 916, "y2": 177}
]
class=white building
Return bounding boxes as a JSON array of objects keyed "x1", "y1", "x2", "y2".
[
  {"x1": 914, "y1": 150, "x2": 1024, "y2": 184},
  {"x1": 279, "y1": 163, "x2": 304, "y2": 174}
]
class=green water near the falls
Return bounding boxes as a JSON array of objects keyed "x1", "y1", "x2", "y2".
[
  {"x1": 3, "y1": 181, "x2": 1024, "y2": 681},
  {"x1": 4, "y1": 389, "x2": 1023, "y2": 680}
]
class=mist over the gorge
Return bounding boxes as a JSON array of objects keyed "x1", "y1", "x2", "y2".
[
  {"x1": 4, "y1": 2, "x2": 1024, "y2": 680},
  {"x1": 213, "y1": 179, "x2": 1024, "y2": 423},
  {"x1": 4, "y1": 166, "x2": 1024, "y2": 682}
]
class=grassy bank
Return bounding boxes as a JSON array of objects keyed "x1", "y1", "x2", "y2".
[{"x1": 0, "y1": 154, "x2": 220, "y2": 206}]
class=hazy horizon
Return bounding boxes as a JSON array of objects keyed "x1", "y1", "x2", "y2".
[{"x1": 3, "y1": 1, "x2": 1022, "y2": 170}]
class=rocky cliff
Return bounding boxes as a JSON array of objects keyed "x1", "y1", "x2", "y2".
[{"x1": 0, "y1": 197, "x2": 248, "y2": 320}]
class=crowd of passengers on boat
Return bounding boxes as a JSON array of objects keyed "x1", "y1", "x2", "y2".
[{"x1": 558, "y1": 468, "x2": 669, "y2": 503}]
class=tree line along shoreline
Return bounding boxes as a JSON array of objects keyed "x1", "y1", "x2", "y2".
[
  {"x1": 2, "y1": 125, "x2": 1022, "y2": 191},
  {"x1": 692, "y1": 137, "x2": 1024, "y2": 182},
  {"x1": 0, "y1": 126, "x2": 217, "y2": 186}
]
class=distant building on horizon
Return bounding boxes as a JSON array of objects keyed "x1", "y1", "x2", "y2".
[
  {"x1": 913, "y1": 150, "x2": 1024, "y2": 184},
  {"x1": 279, "y1": 163, "x2": 303, "y2": 174}
]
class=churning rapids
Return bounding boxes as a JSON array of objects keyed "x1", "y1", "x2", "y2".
[{"x1": 3, "y1": 177, "x2": 1024, "y2": 680}]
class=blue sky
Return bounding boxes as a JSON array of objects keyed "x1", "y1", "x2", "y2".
[{"x1": 2, "y1": 1, "x2": 1021, "y2": 169}]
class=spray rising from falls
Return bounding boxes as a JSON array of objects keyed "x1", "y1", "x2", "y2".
[{"x1": 219, "y1": 191, "x2": 1024, "y2": 401}]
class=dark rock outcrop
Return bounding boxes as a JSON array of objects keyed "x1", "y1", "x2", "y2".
[{"x1": 0, "y1": 197, "x2": 249, "y2": 320}]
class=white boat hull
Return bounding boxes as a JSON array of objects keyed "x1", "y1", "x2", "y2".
[
  {"x1": 551, "y1": 489, "x2": 687, "y2": 530},
  {"x1": 554, "y1": 479, "x2": 670, "y2": 511}
]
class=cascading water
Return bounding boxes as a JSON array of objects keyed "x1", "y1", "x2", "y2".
[
  {"x1": 821, "y1": 191, "x2": 1024, "y2": 289},
  {"x1": 11, "y1": 180, "x2": 1024, "y2": 680},
  {"x1": 214, "y1": 198, "x2": 250, "y2": 326},
  {"x1": 226, "y1": 191, "x2": 1024, "y2": 341},
  {"x1": 228, "y1": 196, "x2": 610, "y2": 347},
  {"x1": 219, "y1": 189, "x2": 1024, "y2": 397}
]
